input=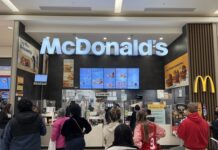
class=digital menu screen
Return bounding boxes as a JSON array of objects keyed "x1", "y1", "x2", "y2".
[
  {"x1": 116, "y1": 68, "x2": 127, "y2": 89},
  {"x1": 34, "y1": 74, "x2": 48, "y2": 82},
  {"x1": 128, "y1": 68, "x2": 139, "y2": 89},
  {"x1": 0, "y1": 77, "x2": 10, "y2": 90},
  {"x1": 104, "y1": 68, "x2": 115, "y2": 89},
  {"x1": 80, "y1": 68, "x2": 91, "y2": 89},
  {"x1": 92, "y1": 68, "x2": 103, "y2": 89}
]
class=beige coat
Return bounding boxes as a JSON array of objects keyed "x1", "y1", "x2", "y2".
[{"x1": 103, "y1": 122, "x2": 120, "y2": 149}]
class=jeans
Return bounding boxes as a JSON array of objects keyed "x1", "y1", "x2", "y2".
[{"x1": 66, "y1": 137, "x2": 85, "y2": 150}]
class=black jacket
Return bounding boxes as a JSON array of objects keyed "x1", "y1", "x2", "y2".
[
  {"x1": 212, "y1": 119, "x2": 218, "y2": 140},
  {"x1": 130, "y1": 111, "x2": 136, "y2": 131},
  {"x1": 0, "y1": 111, "x2": 10, "y2": 129},
  {"x1": 1, "y1": 111, "x2": 46, "y2": 150},
  {"x1": 61, "y1": 116, "x2": 92, "y2": 141}
]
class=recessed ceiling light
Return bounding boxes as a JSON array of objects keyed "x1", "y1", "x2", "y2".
[
  {"x1": 103, "y1": 37, "x2": 107, "y2": 41},
  {"x1": 1, "y1": 0, "x2": 19, "y2": 12},
  {"x1": 7, "y1": 26, "x2": 13, "y2": 30},
  {"x1": 75, "y1": 36, "x2": 78, "y2": 40},
  {"x1": 114, "y1": 0, "x2": 123, "y2": 13},
  {"x1": 159, "y1": 37, "x2": 164, "y2": 40},
  {"x1": 127, "y1": 37, "x2": 131, "y2": 40},
  {"x1": 214, "y1": 10, "x2": 218, "y2": 14},
  {"x1": 153, "y1": 45, "x2": 156, "y2": 48}
]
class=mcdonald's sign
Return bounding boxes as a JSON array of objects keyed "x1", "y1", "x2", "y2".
[{"x1": 194, "y1": 75, "x2": 215, "y2": 93}]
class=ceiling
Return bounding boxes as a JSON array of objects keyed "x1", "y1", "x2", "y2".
[{"x1": 0, "y1": 0, "x2": 218, "y2": 16}]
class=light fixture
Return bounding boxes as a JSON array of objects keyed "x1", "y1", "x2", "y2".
[
  {"x1": 127, "y1": 37, "x2": 131, "y2": 40},
  {"x1": 7, "y1": 26, "x2": 13, "y2": 30},
  {"x1": 214, "y1": 10, "x2": 218, "y2": 14},
  {"x1": 114, "y1": 0, "x2": 123, "y2": 13},
  {"x1": 159, "y1": 37, "x2": 164, "y2": 40},
  {"x1": 75, "y1": 36, "x2": 78, "y2": 40},
  {"x1": 103, "y1": 37, "x2": 107, "y2": 41},
  {"x1": 1, "y1": 0, "x2": 19, "y2": 12}
]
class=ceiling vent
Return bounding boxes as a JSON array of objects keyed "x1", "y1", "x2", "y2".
[
  {"x1": 39, "y1": 6, "x2": 92, "y2": 12},
  {"x1": 144, "y1": 8, "x2": 196, "y2": 12}
]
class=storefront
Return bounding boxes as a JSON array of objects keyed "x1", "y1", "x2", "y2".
[{"x1": 1, "y1": 16, "x2": 218, "y2": 148}]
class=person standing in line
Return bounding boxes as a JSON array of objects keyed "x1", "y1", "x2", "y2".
[
  {"x1": 51, "y1": 108, "x2": 69, "y2": 150},
  {"x1": 177, "y1": 102, "x2": 209, "y2": 150},
  {"x1": 0, "y1": 103, "x2": 11, "y2": 147},
  {"x1": 211, "y1": 111, "x2": 218, "y2": 140},
  {"x1": 103, "y1": 107, "x2": 121, "y2": 150},
  {"x1": 133, "y1": 111, "x2": 165, "y2": 150},
  {"x1": 61, "y1": 104, "x2": 91, "y2": 150},
  {"x1": 66, "y1": 101, "x2": 76, "y2": 117},
  {"x1": 1, "y1": 98, "x2": 46, "y2": 150},
  {"x1": 130, "y1": 105, "x2": 140, "y2": 131},
  {"x1": 107, "y1": 124, "x2": 138, "y2": 150}
]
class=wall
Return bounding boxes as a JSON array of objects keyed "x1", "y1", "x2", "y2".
[
  {"x1": 16, "y1": 22, "x2": 43, "y2": 101},
  {"x1": 0, "y1": 46, "x2": 12, "y2": 58},
  {"x1": 46, "y1": 55, "x2": 165, "y2": 107},
  {"x1": 0, "y1": 58, "x2": 11, "y2": 66},
  {"x1": 164, "y1": 26, "x2": 189, "y2": 104}
]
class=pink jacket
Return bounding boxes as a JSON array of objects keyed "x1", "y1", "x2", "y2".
[
  {"x1": 51, "y1": 117, "x2": 69, "y2": 148},
  {"x1": 133, "y1": 122, "x2": 165, "y2": 149}
]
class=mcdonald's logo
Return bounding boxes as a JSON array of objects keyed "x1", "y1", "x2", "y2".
[{"x1": 194, "y1": 75, "x2": 215, "y2": 93}]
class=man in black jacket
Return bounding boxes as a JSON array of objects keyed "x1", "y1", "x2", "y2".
[
  {"x1": 130, "y1": 105, "x2": 140, "y2": 131},
  {"x1": 1, "y1": 98, "x2": 46, "y2": 150}
]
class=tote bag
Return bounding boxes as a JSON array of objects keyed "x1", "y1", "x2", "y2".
[{"x1": 48, "y1": 139, "x2": 56, "y2": 150}]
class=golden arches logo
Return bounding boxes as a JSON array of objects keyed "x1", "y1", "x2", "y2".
[{"x1": 194, "y1": 75, "x2": 215, "y2": 93}]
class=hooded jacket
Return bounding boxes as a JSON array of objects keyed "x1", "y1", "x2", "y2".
[
  {"x1": 177, "y1": 112, "x2": 209, "y2": 150},
  {"x1": 51, "y1": 116, "x2": 68, "y2": 148},
  {"x1": 1, "y1": 111, "x2": 46, "y2": 150},
  {"x1": 103, "y1": 122, "x2": 120, "y2": 149}
]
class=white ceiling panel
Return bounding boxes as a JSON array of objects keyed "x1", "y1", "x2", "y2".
[
  {"x1": 0, "y1": 0, "x2": 218, "y2": 16},
  {"x1": 0, "y1": 1, "x2": 11, "y2": 13}
]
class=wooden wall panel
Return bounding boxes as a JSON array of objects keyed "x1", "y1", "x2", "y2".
[{"x1": 187, "y1": 23, "x2": 217, "y2": 121}]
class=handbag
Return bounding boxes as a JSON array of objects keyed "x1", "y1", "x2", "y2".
[
  {"x1": 72, "y1": 118, "x2": 83, "y2": 134},
  {"x1": 48, "y1": 139, "x2": 56, "y2": 150}
]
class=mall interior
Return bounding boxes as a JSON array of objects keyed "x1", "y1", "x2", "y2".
[{"x1": 1, "y1": 0, "x2": 218, "y2": 150}]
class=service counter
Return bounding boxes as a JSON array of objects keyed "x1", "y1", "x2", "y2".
[
  {"x1": 158, "y1": 124, "x2": 182, "y2": 146},
  {"x1": 40, "y1": 124, "x2": 181, "y2": 148}
]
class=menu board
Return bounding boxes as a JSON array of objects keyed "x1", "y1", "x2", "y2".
[
  {"x1": 116, "y1": 68, "x2": 127, "y2": 89},
  {"x1": 80, "y1": 68, "x2": 139, "y2": 89},
  {"x1": 128, "y1": 68, "x2": 139, "y2": 89},
  {"x1": 80, "y1": 68, "x2": 91, "y2": 89},
  {"x1": 92, "y1": 68, "x2": 103, "y2": 89},
  {"x1": 0, "y1": 77, "x2": 10, "y2": 90},
  {"x1": 104, "y1": 68, "x2": 115, "y2": 89}
]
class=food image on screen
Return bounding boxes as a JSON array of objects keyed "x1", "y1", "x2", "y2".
[
  {"x1": 116, "y1": 68, "x2": 127, "y2": 89},
  {"x1": 104, "y1": 68, "x2": 115, "y2": 89},
  {"x1": 92, "y1": 68, "x2": 103, "y2": 89},
  {"x1": 80, "y1": 68, "x2": 91, "y2": 89},
  {"x1": 0, "y1": 78, "x2": 10, "y2": 90},
  {"x1": 127, "y1": 68, "x2": 139, "y2": 89}
]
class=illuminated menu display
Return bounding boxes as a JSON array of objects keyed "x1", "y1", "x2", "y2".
[
  {"x1": 92, "y1": 68, "x2": 103, "y2": 89},
  {"x1": 80, "y1": 68, "x2": 91, "y2": 89},
  {"x1": 116, "y1": 68, "x2": 127, "y2": 89},
  {"x1": 128, "y1": 68, "x2": 139, "y2": 89},
  {"x1": 104, "y1": 68, "x2": 115, "y2": 89}
]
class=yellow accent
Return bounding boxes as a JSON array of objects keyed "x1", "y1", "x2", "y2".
[{"x1": 194, "y1": 75, "x2": 215, "y2": 93}]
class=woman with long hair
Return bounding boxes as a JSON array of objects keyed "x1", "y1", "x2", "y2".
[
  {"x1": 61, "y1": 104, "x2": 91, "y2": 150},
  {"x1": 133, "y1": 111, "x2": 165, "y2": 150},
  {"x1": 107, "y1": 124, "x2": 138, "y2": 150}
]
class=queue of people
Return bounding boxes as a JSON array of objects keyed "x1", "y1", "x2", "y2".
[{"x1": 0, "y1": 99, "x2": 218, "y2": 150}]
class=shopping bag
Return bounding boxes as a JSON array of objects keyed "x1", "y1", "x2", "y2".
[{"x1": 48, "y1": 139, "x2": 56, "y2": 150}]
